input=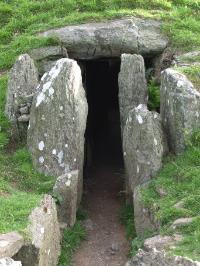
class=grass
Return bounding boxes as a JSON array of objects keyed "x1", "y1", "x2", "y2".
[
  {"x1": 140, "y1": 131, "x2": 200, "y2": 260},
  {"x1": 120, "y1": 203, "x2": 136, "y2": 240},
  {"x1": 58, "y1": 221, "x2": 86, "y2": 266},
  {"x1": 176, "y1": 65, "x2": 200, "y2": 91},
  {"x1": 0, "y1": 0, "x2": 199, "y2": 71}
]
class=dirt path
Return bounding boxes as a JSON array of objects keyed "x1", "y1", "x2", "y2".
[{"x1": 72, "y1": 163, "x2": 129, "y2": 266}]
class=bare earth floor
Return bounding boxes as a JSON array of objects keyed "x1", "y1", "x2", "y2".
[{"x1": 72, "y1": 163, "x2": 129, "y2": 266}]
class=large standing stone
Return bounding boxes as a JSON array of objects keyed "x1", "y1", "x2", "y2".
[
  {"x1": 160, "y1": 68, "x2": 200, "y2": 154},
  {"x1": 0, "y1": 232, "x2": 23, "y2": 259},
  {"x1": 5, "y1": 54, "x2": 38, "y2": 137},
  {"x1": 39, "y1": 19, "x2": 168, "y2": 59},
  {"x1": 123, "y1": 104, "x2": 167, "y2": 197},
  {"x1": 134, "y1": 183, "x2": 159, "y2": 237},
  {"x1": 27, "y1": 58, "x2": 88, "y2": 202},
  {"x1": 118, "y1": 54, "x2": 148, "y2": 131},
  {"x1": 14, "y1": 195, "x2": 60, "y2": 266},
  {"x1": 53, "y1": 170, "x2": 78, "y2": 227}
]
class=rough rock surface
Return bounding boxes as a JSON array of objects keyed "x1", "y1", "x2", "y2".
[
  {"x1": 123, "y1": 104, "x2": 167, "y2": 196},
  {"x1": 118, "y1": 54, "x2": 148, "y2": 131},
  {"x1": 29, "y1": 46, "x2": 68, "y2": 76},
  {"x1": 171, "y1": 217, "x2": 194, "y2": 229},
  {"x1": 27, "y1": 58, "x2": 88, "y2": 201},
  {"x1": 53, "y1": 170, "x2": 78, "y2": 227},
  {"x1": 134, "y1": 183, "x2": 159, "y2": 236},
  {"x1": 0, "y1": 232, "x2": 24, "y2": 259},
  {"x1": 14, "y1": 195, "x2": 60, "y2": 266},
  {"x1": 0, "y1": 258, "x2": 22, "y2": 266},
  {"x1": 161, "y1": 68, "x2": 200, "y2": 154},
  {"x1": 40, "y1": 19, "x2": 168, "y2": 59},
  {"x1": 126, "y1": 234, "x2": 200, "y2": 266},
  {"x1": 5, "y1": 54, "x2": 38, "y2": 138}
]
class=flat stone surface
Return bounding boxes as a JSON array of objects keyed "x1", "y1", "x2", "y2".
[
  {"x1": 39, "y1": 18, "x2": 168, "y2": 59},
  {"x1": 29, "y1": 46, "x2": 68, "y2": 61},
  {"x1": 0, "y1": 258, "x2": 22, "y2": 266},
  {"x1": 0, "y1": 232, "x2": 24, "y2": 259},
  {"x1": 144, "y1": 234, "x2": 183, "y2": 252},
  {"x1": 171, "y1": 217, "x2": 194, "y2": 229}
]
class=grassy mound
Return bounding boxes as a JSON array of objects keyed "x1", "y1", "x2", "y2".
[
  {"x1": 0, "y1": 0, "x2": 200, "y2": 71},
  {"x1": 140, "y1": 132, "x2": 200, "y2": 260}
]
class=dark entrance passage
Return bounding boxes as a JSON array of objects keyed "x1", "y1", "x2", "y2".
[
  {"x1": 73, "y1": 59, "x2": 129, "y2": 266},
  {"x1": 82, "y1": 58, "x2": 123, "y2": 168}
]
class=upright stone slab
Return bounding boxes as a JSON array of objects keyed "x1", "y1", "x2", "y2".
[
  {"x1": 53, "y1": 170, "x2": 78, "y2": 227},
  {"x1": 118, "y1": 54, "x2": 148, "y2": 131},
  {"x1": 14, "y1": 195, "x2": 60, "y2": 266},
  {"x1": 161, "y1": 68, "x2": 200, "y2": 154},
  {"x1": 123, "y1": 104, "x2": 167, "y2": 197},
  {"x1": 5, "y1": 54, "x2": 38, "y2": 138},
  {"x1": 134, "y1": 184, "x2": 159, "y2": 237},
  {"x1": 28, "y1": 58, "x2": 88, "y2": 202}
]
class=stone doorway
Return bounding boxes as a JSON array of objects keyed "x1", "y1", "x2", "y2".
[{"x1": 79, "y1": 58, "x2": 124, "y2": 171}]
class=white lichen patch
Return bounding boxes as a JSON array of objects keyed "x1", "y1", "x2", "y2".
[
  {"x1": 154, "y1": 138, "x2": 158, "y2": 146},
  {"x1": 38, "y1": 141, "x2": 45, "y2": 151},
  {"x1": 137, "y1": 165, "x2": 140, "y2": 174},
  {"x1": 68, "y1": 173, "x2": 72, "y2": 179},
  {"x1": 36, "y1": 92, "x2": 45, "y2": 107},
  {"x1": 52, "y1": 149, "x2": 57, "y2": 155},
  {"x1": 60, "y1": 106, "x2": 64, "y2": 111},
  {"x1": 65, "y1": 180, "x2": 71, "y2": 187},
  {"x1": 48, "y1": 87, "x2": 54, "y2": 96},
  {"x1": 124, "y1": 151, "x2": 126, "y2": 156},
  {"x1": 39, "y1": 156, "x2": 44, "y2": 164},
  {"x1": 40, "y1": 227, "x2": 45, "y2": 234},
  {"x1": 0, "y1": 240, "x2": 9, "y2": 248},
  {"x1": 177, "y1": 80, "x2": 184, "y2": 88},
  {"x1": 136, "y1": 115, "x2": 143, "y2": 124},
  {"x1": 58, "y1": 150, "x2": 64, "y2": 164},
  {"x1": 74, "y1": 158, "x2": 77, "y2": 162},
  {"x1": 65, "y1": 144, "x2": 68, "y2": 148}
]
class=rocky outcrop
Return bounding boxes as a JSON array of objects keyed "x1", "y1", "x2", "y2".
[
  {"x1": 14, "y1": 195, "x2": 60, "y2": 266},
  {"x1": 0, "y1": 232, "x2": 23, "y2": 259},
  {"x1": 53, "y1": 170, "x2": 79, "y2": 227},
  {"x1": 123, "y1": 104, "x2": 167, "y2": 196},
  {"x1": 118, "y1": 54, "x2": 148, "y2": 131},
  {"x1": 160, "y1": 68, "x2": 200, "y2": 154},
  {"x1": 29, "y1": 46, "x2": 68, "y2": 76},
  {"x1": 134, "y1": 183, "x2": 159, "y2": 236},
  {"x1": 5, "y1": 54, "x2": 38, "y2": 139},
  {"x1": 27, "y1": 58, "x2": 88, "y2": 202},
  {"x1": 40, "y1": 19, "x2": 168, "y2": 59},
  {"x1": 0, "y1": 258, "x2": 22, "y2": 266},
  {"x1": 126, "y1": 234, "x2": 199, "y2": 266}
]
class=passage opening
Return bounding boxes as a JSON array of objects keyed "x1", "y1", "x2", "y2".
[{"x1": 79, "y1": 58, "x2": 123, "y2": 170}]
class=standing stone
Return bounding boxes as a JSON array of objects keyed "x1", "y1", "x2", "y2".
[
  {"x1": 118, "y1": 54, "x2": 148, "y2": 131},
  {"x1": 53, "y1": 170, "x2": 78, "y2": 227},
  {"x1": 14, "y1": 195, "x2": 60, "y2": 266},
  {"x1": 27, "y1": 58, "x2": 88, "y2": 203},
  {"x1": 123, "y1": 104, "x2": 167, "y2": 197},
  {"x1": 134, "y1": 183, "x2": 159, "y2": 237},
  {"x1": 161, "y1": 68, "x2": 200, "y2": 154},
  {"x1": 5, "y1": 54, "x2": 38, "y2": 139}
]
